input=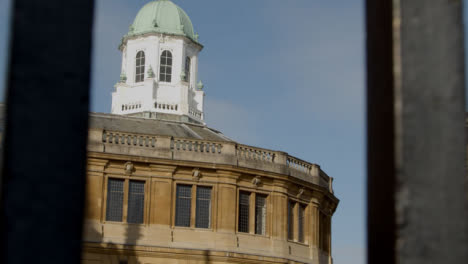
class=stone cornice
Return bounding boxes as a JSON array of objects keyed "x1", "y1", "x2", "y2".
[
  {"x1": 87, "y1": 151, "x2": 339, "y2": 207},
  {"x1": 119, "y1": 32, "x2": 203, "y2": 51}
]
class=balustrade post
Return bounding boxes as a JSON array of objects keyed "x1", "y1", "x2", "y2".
[
  {"x1": 274, "y1": 151, "x2": 288, "y2": 165},
  {"x1": 87, "y1": 129, "x2": 104, "y2": 152},
  {"x1": 155, "y1": 136, "x2": 172, "y2": 151},
  {"x1": 311, "y1": 164, "x2": 320, "y2": 177}
]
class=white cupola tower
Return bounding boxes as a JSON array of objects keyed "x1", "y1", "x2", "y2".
[{"x1": 111, "y1": 0, "x2": 205, "y2": 124}]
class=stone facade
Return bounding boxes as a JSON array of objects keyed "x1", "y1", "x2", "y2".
[{"x1": 81, "y1": 113, "x2": 339, "y2": 264}]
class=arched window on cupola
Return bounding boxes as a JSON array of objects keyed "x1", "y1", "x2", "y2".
[
  {"x1": 135, "y1": 51, "x2": 145, "y2": 83},
  {"x1": 160, "y1": 50, "x2": 172, "y2": 83},
  {"x1": 184, "y1": 56, "x2": 191, "y2": 82}
]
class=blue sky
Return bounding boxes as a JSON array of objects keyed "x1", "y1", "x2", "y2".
[{"x1": 0, "y1": 0, "x2": 368, "y2": 263}]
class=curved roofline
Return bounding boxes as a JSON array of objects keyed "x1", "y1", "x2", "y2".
[{"x1": 127, "y1": 0, "x2": 199, "y2": 44}]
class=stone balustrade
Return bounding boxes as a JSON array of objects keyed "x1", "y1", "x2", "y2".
[
  {"x1": 188, "y1": 107, "x2": 203, "y2": 119},
  {"x1": 102, "y1": 130, "x2": 157, "y2": 148},
  {"x1": 173, "y1": 138, "x2": 223, "y2": 154},
  {"x1": 237, "y1": 144, "x2": 275, "y2": 162},
  {"x1": 89, "y1": 129, "x2": 331, "y2": 189},
  {"x1": 121, "y1": 102, "x2": 143, "y2": 113},
  {"x1": 154, "y1": 102, "x2": 179, "y2": 113}
]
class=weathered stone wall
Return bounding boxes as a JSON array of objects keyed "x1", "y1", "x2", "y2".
[{"x1": 82, "y1": 143, "x2": 337, "y2": 264}]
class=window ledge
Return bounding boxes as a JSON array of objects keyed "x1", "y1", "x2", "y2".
[
  {"x1": 287, "y1": 240, "x2": 309, "y2": 247},
  {"x1": 236, "y1": 232, "x2": 270, "y2": 239},
  {"x1": 102, "y1": 221, "x2": 146, "y2": 227},
  {"x1": 172, "y1": 226, "x2": 214, "y2": 232}
]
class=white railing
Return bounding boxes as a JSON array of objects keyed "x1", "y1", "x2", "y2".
[
  {"x1": 121, "y1": 102, "x2": 142, "y2": 112},
  {"x1": 188, "y1": 107, "x2": 202, "y2": 119},
  {"x1": 154, "y1": 102, "x2": 178, "y2": 113}
]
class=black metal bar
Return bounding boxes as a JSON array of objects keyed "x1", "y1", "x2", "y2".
[
  {"x1": 0, "y1": 0, "x2": 94, "y2": 263},
  {"x1": 396, "y1": 1, "x2": 467, "y2": 263},
  {"x1": 367, "y1": 1, "x2": 468, "y2": 264},
  {"x1": 366, "y1": 1, "x2": 396, "y2": 264}
]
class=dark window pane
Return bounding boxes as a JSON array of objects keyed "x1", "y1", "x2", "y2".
[
  {"x1": 288, "y1": 201, "x2": 294, "y2": 240},
  {"x1": 136, "y1": 51, "x2": 144, "y2": 59},
  {"x1": 175, "y1": 185, "x2": 192, "y2": 227},
  {"x1": 298, "y1": 204, "x2": 306, "y2": 243},
  {"x1": 127, "y1": 180, "x2": 145, "y2": 224},
  {"x1": 159, "y1": 50, "x2": 172, "y2": 83},
  {"x1": 195, "y1": 186, "x2": 212, "y2": 228},
  {"x1": 238, "y1": 191, "x2": 250, "y2": 233},
  {"x1": 106, "y1": 179, "x2": 124, "y2": 222},
  {"x1": 135, "y1": 51, "x2": 145, "y2": 83},
  {"x1": 255, "y1": 194, "x2": 267, "y2": 235},
  {"x1": 185, "y1": 57, "x2": 191, "y2": 82}
]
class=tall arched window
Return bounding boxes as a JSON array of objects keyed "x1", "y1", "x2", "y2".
[
  {"x1": 184, "y1": 56, "x2": 191, "y2": 82},
  {"x1": 160, "y1": 50, "x2": 172, "y2": 82},
  {"x1": 135, "y1": 51, "x2": 145, "y2": 83}
]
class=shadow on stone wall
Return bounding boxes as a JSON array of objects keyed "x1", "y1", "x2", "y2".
[
  {"x1": 123, "y1": 224, "x2": 143, "y2": 264},
  {"x1": 82, "y1": 223, "x2": 142, "y2": 264}
]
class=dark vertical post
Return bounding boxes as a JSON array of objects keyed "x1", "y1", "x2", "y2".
[
  {"x1": 367, "y1": 0, "x2": 468, "y2": 264},
  {"x1": 0, "y1": 1, "x2": 94, "y2": 264},
  {"x1": 366, "y1": 1, "x2": 395, "y2": 264},
  {"x1": 395, "y1": 1, "x2": 468, "y2": 263}
]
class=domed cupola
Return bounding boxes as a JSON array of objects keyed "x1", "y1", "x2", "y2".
[
  {"x1": 112, "y1": 0, "x2": 206, "y2": 124},
  {"x1": 126, "y1": 0, "x2": 198, "y2": 43}
]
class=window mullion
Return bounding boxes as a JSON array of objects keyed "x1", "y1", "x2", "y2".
[
  {"x1": 293, "y1": 202, "x2": 298, "y2": 241},
  {"x1": 249, "y1": 192, "x2": 256, "y2": 234},
  {"x1": 191, "y1": 185, "x2": 197, "y2": 228},
  {"x1": 122, "y1": 179, "x2": 129, "y2": 223}
]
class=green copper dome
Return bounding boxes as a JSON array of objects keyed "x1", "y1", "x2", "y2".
[{"x1": 127, "y1": 0, "x2": 198, "y2": 42}]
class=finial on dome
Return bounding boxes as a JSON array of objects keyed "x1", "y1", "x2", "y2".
[
  {"x1": 195, "y1": 33, "x2": 199, "y2": 41},
  {"x1": 120, "y1": 72, "x2": 127, "y2": 82},
  {"x1": 197, "y1": 80, "x2": 204, "y2": 90}
]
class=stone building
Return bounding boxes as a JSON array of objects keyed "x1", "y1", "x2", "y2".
[{"x1": 81, "y1": 1, "x2": 339, "y2": 263}]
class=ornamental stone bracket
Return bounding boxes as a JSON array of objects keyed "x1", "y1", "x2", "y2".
[
  {"x1": 192, "y1": 168, "x2": 202, "y2": 181},
  {"x1": 252, "y1": 176, "x2": 262, "y2": 188},
  {"x1": 124, "y1": 161, "x2": 135, "y2": 175},
  {"x1": 297, "y1": 188, "x2": 305, "y2": 199}
]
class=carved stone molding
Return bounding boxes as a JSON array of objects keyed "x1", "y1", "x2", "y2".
[
  {"x1": 297, "y1": 188, "x2": 305, "y2": 199},
  {"x1": 124, "y1": 161, "x2": 135, "y2": 175},
  {"x1": 192, "y1": 168, "x2": 202, "y2": 181},
  {"x1": 252, "y1": 176, "x2": 261, "y2": 187}
]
